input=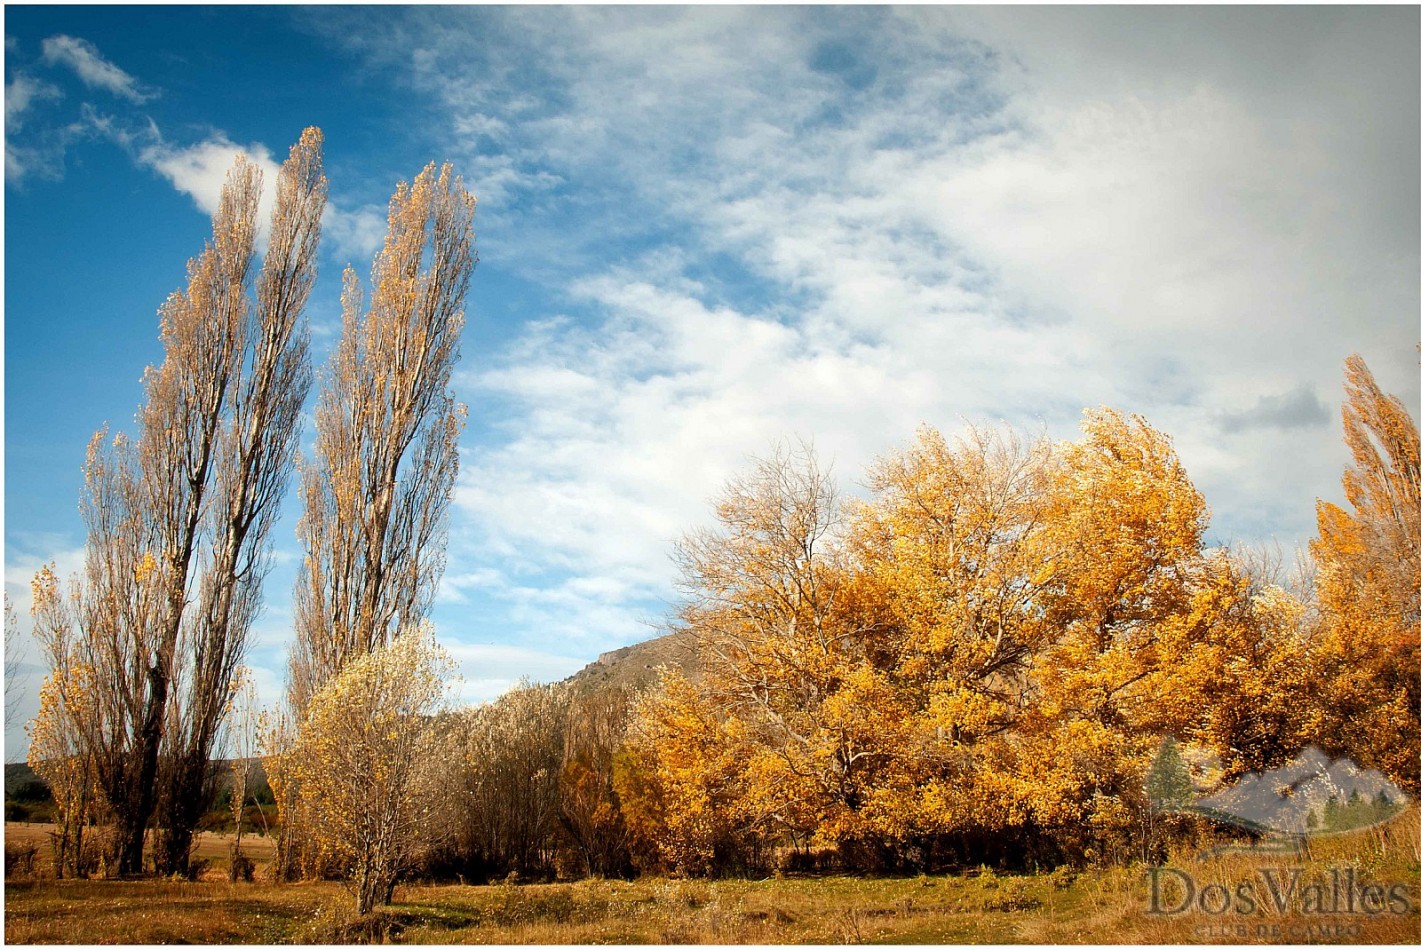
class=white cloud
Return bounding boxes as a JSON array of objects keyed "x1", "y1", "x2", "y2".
[
  {"x1": 391, "y1": 6, "x2": 1419, "y2": 661},
  {"x1": 109, "y1": 124, "x2": 387, "y2": 264},
  {"x1": 5, "y1": 71, "x2": 61, "y2": 132},
  {"x1": 323, "y1": 202, "x2": 387, "y2": 264},
  {"x1": 41, "y1": 34, "x2": 153, "y2": 103},
  {"x1": 138, "y1": 134, "x2": 282, "y2": 225}
]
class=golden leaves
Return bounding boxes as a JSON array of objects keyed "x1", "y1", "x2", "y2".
[{"x1": 630, "y1": 400, "x2": 1394, "y2": 868}]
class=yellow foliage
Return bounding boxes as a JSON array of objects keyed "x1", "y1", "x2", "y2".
[
  {"x1": 630, "y1": 406, "x2": 1361, "y2": 870},
  {"x1": 284, "y1": 623, "x2": 454, "y2": 913}
]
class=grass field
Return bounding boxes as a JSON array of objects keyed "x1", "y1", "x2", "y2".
[{"x1": 5, "y1": 812, "x2": 1419, "y2": 944}]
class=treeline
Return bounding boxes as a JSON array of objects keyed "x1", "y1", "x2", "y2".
[{"x1": 305, "y1": 356, "x2": 1417, "y2": 886}]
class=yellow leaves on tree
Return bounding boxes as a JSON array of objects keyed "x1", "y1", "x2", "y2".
[
  {"x1": 282, "y1": 623, "x2": 454, "y2": 915},
  {"x1": 26, "y1": 655, "x2": 104, "y2": 877},
  {"x1": 290, "y1": 162, "x2": 476, "y2": 713},
  {"x1": 1309, "y1": 354, "x2": 1421, "y2": 788},
  {"x1": 631, "y1": 404, "x2": 1357, "y2": 871}
]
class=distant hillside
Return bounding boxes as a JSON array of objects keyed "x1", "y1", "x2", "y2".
[
  {"x1": 561, "y1": 629, "x2": 699, "y2": 695},
  {"x1": 5, "y1": 762, "x2": 39, "y2": 793},
  {"x1": 5, "y1": 759, "x2": 267, "y2": 801}
]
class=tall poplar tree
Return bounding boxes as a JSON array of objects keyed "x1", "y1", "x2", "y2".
[
  {"x1": 288, "y1": 162, "x2": 476, "y2": 712},
  {"x1": 31, "y1": 129, "x2": 326, "y2": 875}
]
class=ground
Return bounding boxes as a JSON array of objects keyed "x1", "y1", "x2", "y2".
[{"x1": 4, "y1": 813, "x2": 1419, "y2": 944}]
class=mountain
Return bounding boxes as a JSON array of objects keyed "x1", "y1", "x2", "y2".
[
  {"x1": 561, "y1": 629, "x2": 699, "y2": 695},
  {"x1": 1190, "y1": 746, "x2": 1410, "y2": 836}
]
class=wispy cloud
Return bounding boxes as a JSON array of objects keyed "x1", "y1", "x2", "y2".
[
  {"x1": 41, "y1": 34, "x2": 154, "y2": 103},
  {"x1": 5, "y1": 71, "x2": 61, "y2": 132},
  {"x1": 354, "y1": 5, "x2": 1418, "y2": 654},
  {"x1": 4, "y1": 72, "x2": 70, "y2": 185}
]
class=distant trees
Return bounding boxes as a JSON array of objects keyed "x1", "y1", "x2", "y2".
[{"x1": 29, "y1": 129, "x2": 326, "y2": 876}]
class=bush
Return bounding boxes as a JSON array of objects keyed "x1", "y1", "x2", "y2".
[
  {"x1": 5, "y1": 840, "x2": 38, "y2": 878},
  {"x1": 228, "y1": 846, "x2": 256, "y2": 883}
]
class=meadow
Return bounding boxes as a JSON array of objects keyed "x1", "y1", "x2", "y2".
[{"x1": 5, "y1": 810, "x2": 1418, "y2": 944}]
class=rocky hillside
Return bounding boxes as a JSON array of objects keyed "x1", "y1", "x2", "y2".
[{"x1": 560, "y1": 629, "x2": 699, "y2": 696}]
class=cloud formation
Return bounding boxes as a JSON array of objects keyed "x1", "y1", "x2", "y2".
[
  {"x1": 355, "y1": 6, "x2": 1418, "y2": 657},
  {"x1": 41, "y1": 34, "x2": 152, "y2": 103}
]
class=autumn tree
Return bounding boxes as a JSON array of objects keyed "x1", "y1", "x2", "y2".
[
  {"x1": 30, "y1": 129, "x2": 326, "y2": 876},
  {"x1": 675, "y1": 443, "x2": 922, "y2": 861},
  {"x1": 618, "y1": 668, "x2": 759, "y2": 875},
  {"x1": 285, "y1": 624, "x2": 453, "y2": 916},
  {"x1": 1149, "y1": 552, "x2": 1314, "y2": 779},
  {"x1": 847, "y1": 425, "x2": 1055, "y2": 856},
  {"x1": 559, "y1": 686, "x2": 636, "y2": 878},
  {"x1": 632, "y1": 411, "x2": 1321, "y2": 873},
  {"x1": 289, "y1": 163, "x2": 476, "y2": 712},
  {"x1": 25, "y1": 644, "x2": 104, "y2": 878},
  {"x1": 1308, "y1": 354, "x2": 1421, "y2": 788},
  {"x1": 154, "y1": 127, "x2": 326, "y2": 875},
  {"x1": 458, "y1": 681, "x2": 570, "y2": 880}
]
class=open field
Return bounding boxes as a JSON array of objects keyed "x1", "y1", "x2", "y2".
[
  {"x1": 5, "y1": 813, "x2": 1419, "y2": 944},
  {"x1": 4, "y1": 822, "x2": 275, "y2": 869}
]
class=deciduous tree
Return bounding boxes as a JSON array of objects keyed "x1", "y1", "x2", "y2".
[
  {"x1": 29, "y1": 127, "x2": 323, "y2": 874},
  {"x1": 30, "y1": 129, "x2": 326, "y2": 875},
  {"x1": 289, "y1": 163, "x2": 476, "y2": 712},
  {"x1": 460, "y1": 681, "x2": 569, "y2": 879},
  {"x1": 1309, "y1": 354, "x2": 1421, "y2": 788},
  {"x1": 286, "y1": 623, "x2": 453, "y2": 915}
]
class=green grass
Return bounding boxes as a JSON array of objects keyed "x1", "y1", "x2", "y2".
[{"x1": 6, "y1": 810, "x2": 1419, "y2": 944}]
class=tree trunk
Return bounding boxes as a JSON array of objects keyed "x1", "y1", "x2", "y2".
[{"x1": 155, "y1": 751, "x2": 212, "y2": 877}]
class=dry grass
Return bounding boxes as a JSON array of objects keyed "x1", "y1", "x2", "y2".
[
  {"x1": 5, "y1": 810, "x2": 1418, "y2": 944},
  {"x1": 4, "y1": 821, "x2": 275, "y2": 872}
]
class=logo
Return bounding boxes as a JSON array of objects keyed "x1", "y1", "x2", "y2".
[
  {"x1": 1140, "y1": 741, "x2": 1417, "y2": 937},
  {"x1": 1145, "y1": 740, "x2": 1410, "y2": 845}
]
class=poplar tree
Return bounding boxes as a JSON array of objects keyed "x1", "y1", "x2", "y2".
[
  {"x1": 289, "y1": 162, "x2": 475, "y2": 712},
  {"x1": 31, "y1": 129, "x2": 326, "y2": 875},
  {"x1": 274, "y1": 163, "x2": 474, "y2": 883},
  {"x1": 1309, "y1": 353, "x2": 1421, "y2": 788}
]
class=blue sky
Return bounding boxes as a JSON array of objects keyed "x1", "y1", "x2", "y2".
[{"x1": 5, "y1": 6, "x2": 1419, "y2": 756}]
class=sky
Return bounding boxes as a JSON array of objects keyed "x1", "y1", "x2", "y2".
[{"x1": 4, "y1": 5, "x2": 1419, "y2": 757}]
